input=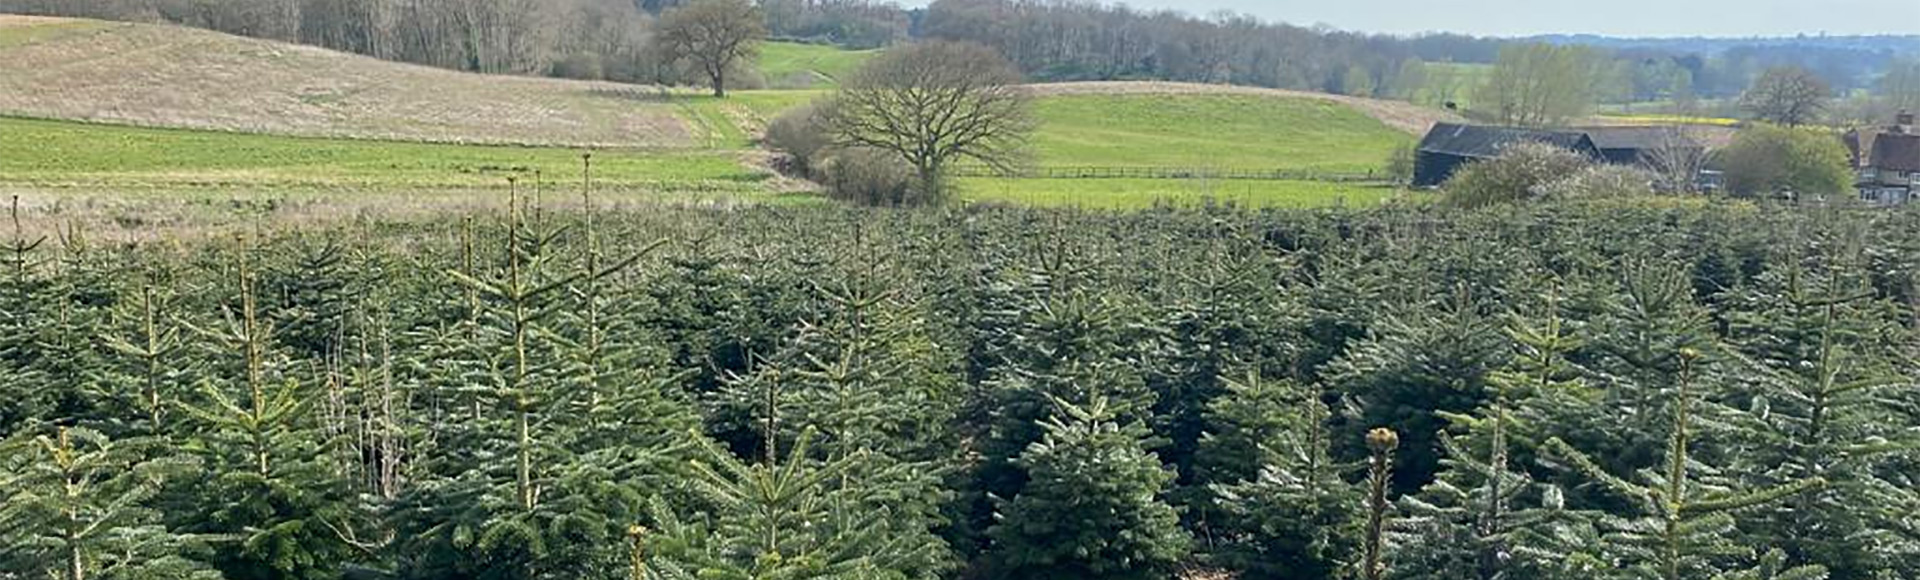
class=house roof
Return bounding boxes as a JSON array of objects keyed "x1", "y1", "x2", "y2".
[
  {"x1": 1576, "y1": 126, "x2": 1703, "y2": 151},
  {"x1": 1870, "y1": 132, "x2": 1920, "y2": 173},
  {"x1": 1417, "y1": 123, "x2": 1598, "y2": 159}
]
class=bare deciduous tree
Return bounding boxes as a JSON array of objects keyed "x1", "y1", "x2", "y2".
[
  {"x1": 821, "y1": 41, "x2": 1035, "y2": 203},
  {"x1": 1741, "y1": 66, "x2": 1831, "y2": 127},
  {"x1": 1476, "y1": 43, "x2": 1602, "y2": 128},
  {"x1": 655, "y1": 0, "x2": 765, "y2": 98},
  {"x1": 1639, "y1": 126, "x2": 1709, "y2": 193}
]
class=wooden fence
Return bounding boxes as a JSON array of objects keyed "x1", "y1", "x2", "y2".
[{"x1": 950, "y1": 164, "x2": 1386, "y2": 183}]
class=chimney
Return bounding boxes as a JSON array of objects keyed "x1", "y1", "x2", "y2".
[{"x1": 1900, "y1": 110, "x2": 1915, "y2": 133}]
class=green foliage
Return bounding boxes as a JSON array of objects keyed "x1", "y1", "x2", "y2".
[
  {"x1": 986, "y1": 397, "x2": 1191, "y2": 580},
  {"x1": 3, "y1": 202, "x2": 1920, "y2": 580},
  {"x1": 0, "y1": 427, "x2": 220, "y2": 580},
  {"x1": 1327, "y1": 297, "x2": 1511, "y2": 493},
  {"x1": 1443, "y1": 142, "x2": 1598, "y2": 208},
  {"x1": 1204, "y1": 373, "x2": 1363, "y2": 580},
  {"x1": 1476, "y1": 43, "x2": 1604, "y2": 127},
  {"x1": 1716, "y1": 124, "x2": 1854, "y2": 197}
]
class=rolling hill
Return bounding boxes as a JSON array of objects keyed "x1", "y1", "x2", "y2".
[
  {"x1": 0, "y1": 14, "x2": 1467, "y2": 211},
  {"x1": 758, "y1": 41, "x2": 881, "y2": 89},
  {"x1": 0, "y1": 15, "x2": 691, "y2": 148}
]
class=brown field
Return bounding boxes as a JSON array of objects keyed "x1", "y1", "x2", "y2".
[
  {"x1": 0, "y1": 15, "x2": 692, "y2": 148},
  {"x1": 1025, "y1": 81, "x2": 1466, "y2": 135}
]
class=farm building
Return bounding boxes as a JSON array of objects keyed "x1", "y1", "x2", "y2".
[
  {"x1": 1413, "y1": 123, "x2": 1602, "y2": 187},
  {"x1": 1845, "y1": 112, "x2": 1919, "y2": 206},
  {"x1": 1413, "y1": 123, "x2": 1708, "y2": 188},
  {"x1": 1578, "y1": 126, "x2": 1707, "y2": 166}
]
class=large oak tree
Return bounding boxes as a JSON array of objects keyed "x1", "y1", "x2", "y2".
[
  {"x1": 1740, "y1": 66, "x2": 1831, "y2": 127},
  {"x1": 656, "y1": 0, "x2": 766, "y2": 98},
  {"x1": 821, "y1": 40, "x2": 1034, "y2": 202}
]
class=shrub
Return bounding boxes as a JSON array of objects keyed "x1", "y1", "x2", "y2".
[
  {"x1": 1716, "y1": 124, "x2": 1853, "y2": 198},
  {"x1": 819, "y1": 147, "x2": 920, "y2": 206},
  {"x1": 763, "y1": 104, "x2": 831, "y2": 177},
  {"x1": 1539, "y1": 164, "x2": 1658, "y2": 200},
  {"x1": 549, "y1": 52, "x2": 606, "y2": 80},
  {"x1": 1384, "y1": 142, "x2": 1417, "y2": 186},
  {"x1": 1443, "y1": 142, "x2": 1595, "y2": 207}
]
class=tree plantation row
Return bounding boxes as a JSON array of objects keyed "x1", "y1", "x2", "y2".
[{"x1": 3, "y1": 201, "x2": 1920, "y2": 580}]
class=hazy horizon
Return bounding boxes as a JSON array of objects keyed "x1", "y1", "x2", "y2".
[{"x1": 898, "y1": 0, "x2": 1920, "y2": 38}]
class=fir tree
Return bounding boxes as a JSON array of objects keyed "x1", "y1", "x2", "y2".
[
  {"x1": 1544, "y1": 349, "x2": 1829, "y2": 580},
  {"x1": 1205, "y1": 372, "x2": 1363, "y2": 580},
  {"x1": 650, "y1": 429, "x2": 946, "y2": 580},
  {"x1": 985, "y1": 397, "x2": 1191, "y2": 580},
  {"x1": 173, "y1": 239, "x2": 361, "y2": 579},
  {"x1": 0, "y1": 426, "x2": 220, "y2": 580},
  {"x1": 1715, "y1": 247, "x2": 1920, "y2": 579},
  {"x1": 1328, "y1": 293, "x2": 1510, "y2": 494}
]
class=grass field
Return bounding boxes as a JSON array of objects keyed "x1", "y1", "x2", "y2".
[
  {"x1": 675, "y1": 90, "x2": 826, "y2": 149},
  {"x1": 1022, "y1": 94, "x2": 1413, "y2": 172},
  {"x1": 758, "y1": 42, "x2": 880, "y2": 89},
  {"x1": 959, "y1": 177, "x2": 1412, "y2": 209},
  {"x1": 0, "y1": 16, "x2": 1445, "y2": 213},
  {"x1": 0, "y1": 117, "x2": 769, "y2": 193}
]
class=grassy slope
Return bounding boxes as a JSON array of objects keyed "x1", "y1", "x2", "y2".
[
  {"x1": 0, "y1": 15, "x2": 689, "y2": 148},
  {"x1": 961, "y1": 178, "x2": 1406, "y2": 209},
  {"x1": 0, "y1": 117, "x2": 768, "y2": 193},
  {"x1": 1021, "y1": 94, "x2": 1410, "y2": 171},
  {"x1": 0, "y1": 16, "x2": 1429, "y2": 210},
  {"x1": 758, "y1": 42, "x2": 880, "y2": 89},
  {"x1": 959, "y1": 93, "x2": 1414, "y2": 206}
]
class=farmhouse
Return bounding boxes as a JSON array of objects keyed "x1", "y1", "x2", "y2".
[
  {"x1": 1845, "y1": 112, "x2": 1919, "y2": 206},
  {"x1": 1412, "y1": 123, "x2": 1602, "y2": 187}
]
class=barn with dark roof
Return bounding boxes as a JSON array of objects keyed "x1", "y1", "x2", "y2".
[
  {"x1": 1412, "y1": 123, "x2": 1603, "y2": 188},
  {"x1": 1578, "y1": 126, "x2": 1706, "y2": 166}
]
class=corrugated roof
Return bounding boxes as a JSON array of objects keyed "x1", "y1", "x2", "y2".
[{"x1": 1417, "y1": 123, "x2": 1597, "y2": 159}]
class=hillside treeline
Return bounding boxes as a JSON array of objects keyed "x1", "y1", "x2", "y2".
[
  {"x1": 4, "y1": 202, "x2": 1920, "y2": 579},
  {"x1": 921, "y1": 0, "x2": 1502, "y2": 94},
  {"x1": 0, "y1": 0, "x2": 657, "y2": 78},
  {"x1": 0, "y1": 0, "x2": 905, "y2": 81}
]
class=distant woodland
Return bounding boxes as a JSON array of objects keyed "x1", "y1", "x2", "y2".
[{"x1": 4, "y1": 0, "x2": 1916, "y2": 114}]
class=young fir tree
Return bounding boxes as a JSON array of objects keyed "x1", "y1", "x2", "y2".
[
  {"x1": 1327, "y1": 293, "x2": 1511, "y2": 494},
  {"x1": 985, "y1": 396, "x2": 1191, "y2": 580},
  {"x1": 963, "y1": 262, "x2": 1160, "y2": 554},
  {"x1": 1, "y1": 195, "x2": 54, "y2": 430},
  {"x1": 1392, "y1": 290, "x2": 1610, "y2": 580},
  {"x1": 648, "y1": 428, "x2": 945, "y2": 580},
  {"x1": 1203, "y1": 372, "x2": 1364, "y2": 580},
  {"x1": 1560, "y1": 260, "x2": 1716, "y2": 478},
  {"x1": 1144, "y1": 222, "x2": 1294, "y2": 489},
  {"x1": 1543, "y1": 349, "x2": 1829, "y2": 580},
  {"x1": 1715, "y1": 248, "x2": 1920, "y2": 579},
  {"x1": 173, "y1": 239, "x2": 361, "y2": 579},
  {"x1": 396, "y1": 180, "x2": 697, "y2": 578},
  {"x1": 96, "y1": 282, "x2": 188, "y2": 437},
  {"x1": 0, "y1": 426, "x2": 220, "y2": 580}
]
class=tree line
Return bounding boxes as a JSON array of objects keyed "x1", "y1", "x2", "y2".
[
  {"x1": 3, "y1": 196, "x2": 1920, "y2": 580},
  {"x1": 0, "y1": 0, "x2": 902, "y2": 85}
]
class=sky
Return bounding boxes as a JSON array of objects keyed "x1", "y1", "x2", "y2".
[{"x1": 899, "y1": 0, "x2": 1920, "y2": 38}]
